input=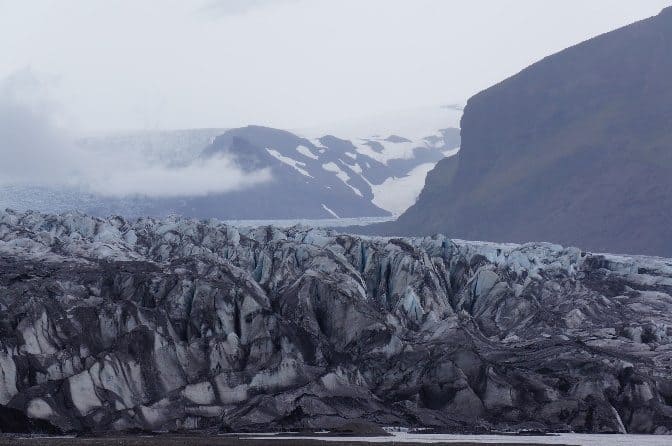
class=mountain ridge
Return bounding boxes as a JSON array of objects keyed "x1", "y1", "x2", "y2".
[
  {"x1": 0, "y1": 109, "x2": 461, "y2": 219},
  {"x1": 361, "y1": 6, "x2": 672, "y2": 257}
]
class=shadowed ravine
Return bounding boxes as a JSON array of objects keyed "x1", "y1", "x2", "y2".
[{"x1": 0, "y1": 210, "x2": 671, "y2": 434}]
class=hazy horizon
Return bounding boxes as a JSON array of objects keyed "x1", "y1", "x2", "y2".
[{"x1": 1, "y1": 0, "x2": 670, "y2": 133}]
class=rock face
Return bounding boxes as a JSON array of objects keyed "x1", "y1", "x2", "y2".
[
  {"x1": 1, "y1": 210, "x2": 672, "y2": 434},
  {"x1": 368, "y1": 7, "x2": 672, "y2": 256}
]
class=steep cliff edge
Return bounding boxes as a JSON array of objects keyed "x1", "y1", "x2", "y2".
[
  {"x1": 369, "y1": 7, "x2": 672, "y2": 256},
  {"x1": 0, "y1": 210, "x2": 672, "y2": 434}
]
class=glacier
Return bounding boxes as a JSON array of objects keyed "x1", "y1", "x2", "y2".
[{"x1": 0, "y1": 210, "x2": 671, "y2": 434}]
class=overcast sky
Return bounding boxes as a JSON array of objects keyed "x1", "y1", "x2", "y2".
[{"x1": 1, "y1": 0, "x2": 670, "y2": 133}]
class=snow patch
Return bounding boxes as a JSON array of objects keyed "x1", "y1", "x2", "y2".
[
  {"x1": 322, "y1": 162, "x2": 362, "y2": 197},
  {"x1": 371, "y1": 162, "x2": 436, "y2": 214},
  {"x1": 321, "y1": 204, "x2": 340, "y2": 219},
  {"x1": 296, "y1": 145, "x2": 319, "y2": 160},
  {"x1": 266, "y1": 148, "x2": 314, "y2": 178},
  {"x1": 354, "y1": 139, "x2": 419, "y2": 165},
  {"x1": 443, "y1": 147, "x2": 460, "y2": 157}
]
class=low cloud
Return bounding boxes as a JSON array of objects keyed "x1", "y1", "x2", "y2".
[
  {"x1": 0, "y1": 70, "x2": 270, "y2": 198},
  {"x1": 87, "y1": 157, "x2": 270, "y2": 198}
]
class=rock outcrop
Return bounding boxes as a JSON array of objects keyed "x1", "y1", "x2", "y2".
[
  {"x1": 366, "y1": 6, "x2": 672, "y2": 256},
  {"x1": 0, "y1": 210, "x2": 672, "y2": 434}
]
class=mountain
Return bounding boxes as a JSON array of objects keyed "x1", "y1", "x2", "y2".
[
  {"x1": 365, "y1": 7, "x2": 672, "y2": 257},
  {"x1": 0, "y1": 107, "x2": 461, "y2": 220},
  {"x1": 197, "y1": 122, "x2": 460, "y2": 218},
  {"x1": 1, "y1": 210, "x2": 671, "y2": 433}
]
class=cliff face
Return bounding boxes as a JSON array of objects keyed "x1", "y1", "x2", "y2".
[
  {"x1": 1, "y1": 210, "x2": 672, "y2": 434},
  {"x1": 377, "y1": 7, "x2": 672, "y2": 256}
]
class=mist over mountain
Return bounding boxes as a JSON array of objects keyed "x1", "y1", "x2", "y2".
[
  {"x1": 364, "y1": 6, "x2": 672, "y2": 257},
  {"x1": 0, "y1": 107, "x2": 461, "y2": 220}
]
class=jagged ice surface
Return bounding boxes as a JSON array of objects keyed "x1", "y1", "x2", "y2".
[{"x1": 0, "y1": 210, "x2": 671, "y2": 434}]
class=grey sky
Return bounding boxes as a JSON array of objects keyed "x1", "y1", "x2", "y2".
[{"x1": 1, "y1": 0, "x2": 670, "y2": 133}]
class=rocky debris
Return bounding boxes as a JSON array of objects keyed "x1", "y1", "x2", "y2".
[{"x1": 0, "y1": 210, "x2": 671, "y2": 434}]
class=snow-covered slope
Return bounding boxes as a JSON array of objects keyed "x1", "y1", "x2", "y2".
[
  {"x1": 296, "y1": 105, "x2": 463, "y2": 214},
  {"x1": 0, "y1": 107, "x2": 461, "y2": 219},
  {"x1": 198, "y1": 105, "x2": 462, "y2": 218}
]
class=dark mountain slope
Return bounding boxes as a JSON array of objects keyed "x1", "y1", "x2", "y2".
[{"x1": 366, "y1": 7, "x2": 672, "y2": 256}]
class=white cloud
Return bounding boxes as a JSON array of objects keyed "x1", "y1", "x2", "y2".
[
  {"x1": 87, "y1": 156, "x2": 271, "y2": 198},
  {"x1": 0, "y1": 71, "x2": 270, "y2": 198}
]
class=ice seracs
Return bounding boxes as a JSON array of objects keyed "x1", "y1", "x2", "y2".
[{"x1": 0, "y1": 210, "x2": 671, "y2": 434}]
